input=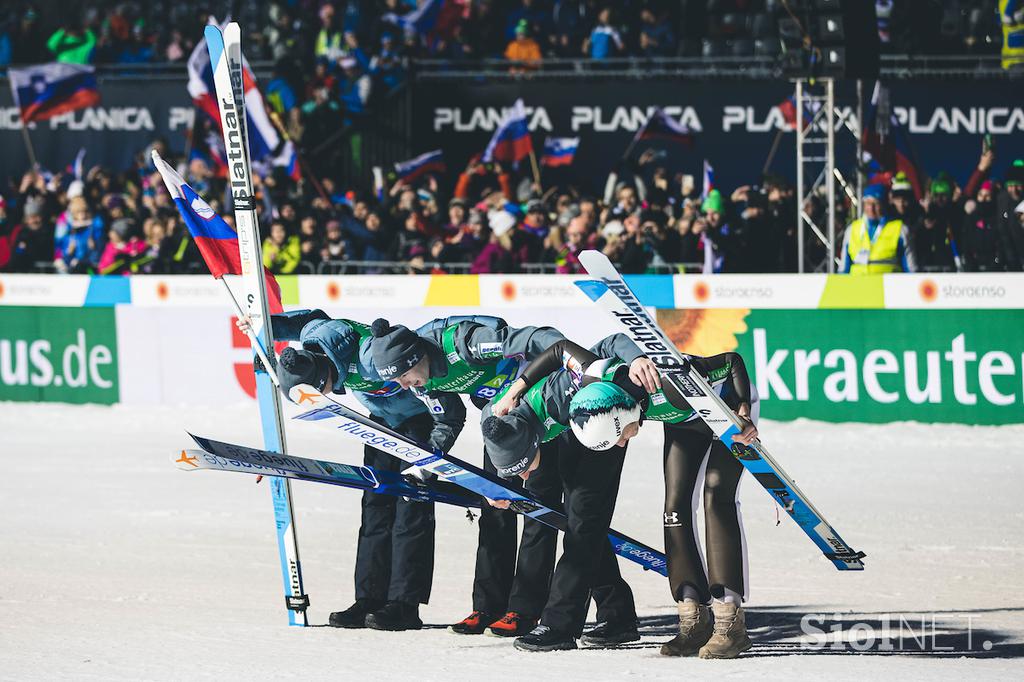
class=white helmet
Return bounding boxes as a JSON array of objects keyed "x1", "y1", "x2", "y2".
[{"x1": 568, "y1": 381, "x2": 642, "y2": 451}]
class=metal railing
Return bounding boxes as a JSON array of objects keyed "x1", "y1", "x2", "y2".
[{"x1": 413, "y1": 54, "x2": 1013, "y2": 81}]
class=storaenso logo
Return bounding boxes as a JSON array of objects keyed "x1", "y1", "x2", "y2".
[
  {"x1": 0, "y1": 307, "x2": 119, "y2": 404},
  {"x1": 736, "y1": 310, "x2": 1024, "y2": 425}
]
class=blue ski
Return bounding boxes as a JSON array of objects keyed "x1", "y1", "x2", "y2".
[
  {"x1": 575, "y1": 250, "x2": 865, "y2": 571},
  {"x1": 179, "y1": 436, "x2": 480, "y2": 508},
  {"x1": 206, "y1": 22, "x2": 309, "y2": 622},
  {"x1": 288, "y1": 385, "x2": 669, "y2": 576}
]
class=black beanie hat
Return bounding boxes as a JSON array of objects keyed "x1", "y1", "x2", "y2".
[
  {"x1": 480, "y1": 403, "x2": 544, "y2": 479},
  {"x1": 370, "y1": 318, "x2": 425, "y2": 381},
  {"x1": 278, "y1": 347, "x2": 333, "y2": 395}
]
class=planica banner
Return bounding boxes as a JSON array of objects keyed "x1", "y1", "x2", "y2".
[
  {"x1": 659, "y1": 308, "x2": 1024, "y2": 425},
  {"x1": 0, "y1": 306, "x2": 119, "y2": 404}
]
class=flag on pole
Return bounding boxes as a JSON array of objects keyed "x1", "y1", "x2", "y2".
[
  {"x1": 634, "y1": 108, "x2": 694, "y2": 147},
  {"x1": 152, "y1": 150, "x2": 283, "y2": 313},
  {"x1": 862, "y1": 81, "x2": 922, "y2": 200},
  {"x1": 483, "y1": 99, "x2": 533, "y2": 164},
  {"x1": 186, "y1": 20, "x2": 298, "y2": 179},
  {"x1": 394, "y1": 149, "x2": 446, "y2": 183},
  {"x1": 69, "y1": 147, "x2": 86, "y2": 180},
  {"x1": 701, "y1": 159, "x2": 714, "y2": 200},
  {"x1": 8, "y1": 63, "x2": 100, "y2": 123},
  {"x1": 541, "y1": 137, "x2": 579, "y2": 167}
]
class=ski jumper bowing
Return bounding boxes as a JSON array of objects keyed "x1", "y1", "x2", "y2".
[
  {"x1": 480, "y1": 334, "x2": 660, "y2": 652},
  {"x1": 366, "y1": 315, "x2": 567, "y2": 638},
  {"x1": 253, "y1": 309, "x2": 465, "y2": 631},
  {"x1": 540, "y1": 338, "x2": 759, "y2": 659}
]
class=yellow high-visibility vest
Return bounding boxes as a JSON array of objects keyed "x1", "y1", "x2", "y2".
[
  {"x1": 846, "y1": 217, "x2": 905, "y2": 274},
  {"x1": 1001, "y1": 1, "x2": 1024, "y2": 69}
]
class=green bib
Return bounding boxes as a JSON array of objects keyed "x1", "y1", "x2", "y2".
[
  {"x1": 340, "y1": 319, "x2": 389, "y2": 393},
  {"x1": 495, "y1": 380, "x2": 566, "y2": 443},
  {"x1": 421, "y1": 324, "x2": 520, "y2": 401}
]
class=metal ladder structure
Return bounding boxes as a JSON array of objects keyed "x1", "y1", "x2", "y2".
[{"x1": 795, "y1": 78, "x2": 837, "y2": 273}]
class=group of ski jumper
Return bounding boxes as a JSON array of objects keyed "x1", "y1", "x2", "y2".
[{"x1": 243, "y1": 307, "x2": 759, "y2": 658}]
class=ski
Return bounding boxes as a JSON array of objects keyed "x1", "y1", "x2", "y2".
[
  {"x1": 176, "y1": 436, "x2": 480, "y2": 508},
  {"x1": 288, "y1": 385, "x2": 670, "y2": 576},
  {"x1": 206, "y1": 22, "x2": 309, "y2": 622},
  {"x1": 575, "y1": 250, "x2": 865, "y2": 571}
]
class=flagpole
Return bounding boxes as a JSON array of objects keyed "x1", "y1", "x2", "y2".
[
  {"x1": 528, "y1": 148, "x2": 542, "y2": 190},
  {"x1": 19, "y1": 120, "x2": 39, "y2": 171},
  {"x1": 219, "y1": 278, "x2": 281, "y2": 387},
  {"x1": 761, "y1": 127, "x2": 785, "y2": 175},
  {"x1": 268, "y1": 110, "x2": 331, "y2": 206}
]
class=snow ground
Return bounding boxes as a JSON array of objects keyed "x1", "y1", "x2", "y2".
[{"x1": 2, "y1": 402, "x2": 1023, "y2": 681}]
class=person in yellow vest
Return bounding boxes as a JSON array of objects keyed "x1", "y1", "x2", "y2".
[
  {"x1": 1000, "y1": 0, "x2": 1024, "y2": 70},
  {"x1": 840, "y1": 184, "x2": 917, "y2": 274}
]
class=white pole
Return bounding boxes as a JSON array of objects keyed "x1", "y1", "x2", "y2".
[{"x1": 219, "y1": 278, "x2": 281, "y2": 387}]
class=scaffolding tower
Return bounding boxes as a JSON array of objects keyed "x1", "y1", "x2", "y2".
[{"x1": 795, "y1": 78, "x2": 837, "y2": 273}]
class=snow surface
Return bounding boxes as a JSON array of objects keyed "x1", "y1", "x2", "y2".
[{"x1": 3, "y1": 401, "x2": 1024, "y2": 680}]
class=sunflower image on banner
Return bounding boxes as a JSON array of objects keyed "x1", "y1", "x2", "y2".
[{"x1": 656, "y1": 309, "x2": 750, "y2": 356}]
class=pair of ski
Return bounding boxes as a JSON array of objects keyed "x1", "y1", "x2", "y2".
[
  {"x1": 575, "y1": 250, "x2": 865, "y2": 570},
  {"x1": 183, "y1": 388, "x2": 670, "y2": 576}
]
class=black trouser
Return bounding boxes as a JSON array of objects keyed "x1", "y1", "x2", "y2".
[
  {"x1": 539, "y1": 432, "x2": 637, "y2": 637},
  {"x1": 472, "y1": 439, "x2": 560, "y2": 618},
  {"x1": 663, "y1": 420, "x2": 746, "y2": 604},
  {"x1": 353, "y1": 412, "x2": 435, "y2": 605}
]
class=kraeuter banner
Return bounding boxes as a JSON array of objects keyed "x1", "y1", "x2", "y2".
[
  {"x1": 412, "y1": 79, "x2": 1024, "y2": 195},
  {"x1": 658, "y1": 308, "x2": 1024, "y2": 425},
  {"x1": 0, "y1": 306, "x2": 119, "y2": 404},
  {"x1": 0, "y1": 79, "x2": 193, "y2": 181}
]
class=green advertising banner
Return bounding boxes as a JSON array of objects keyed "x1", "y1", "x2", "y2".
[
  {"x1": 730, "y1": 310, "x2": 1024, "y2": 425},
  {"x1": 0, "y1": 307, "x2": 119, "y2": 404}
]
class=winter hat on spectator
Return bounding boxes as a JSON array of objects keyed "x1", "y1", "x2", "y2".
[
  {"x1": 891, "y1": 172, "x2": 913, "y2": 195},
  {"x1": 1007, "y1": 161, "x2": 1024, "y2": 188},
  {"x1": 488, "y1": 210, "x2": 516, "y2": 237},
  {"x1": 278, "y1": 347, "x2": 334, "y2": 395},
  {"x1": 525, "y1": 199, "x2": 545, "y2": 214},
  {"x1": 481, "y1": 403, "x2": 545, "y2": 479},
  {"x1": 702, "y1": 189, "x2": 724, "y2": 214},
  {"x1": 370, "y1": 319, "x2": 426, "y2": 381},
  {"x1": 601, "y1": 220, "x2": 625, "y2": 239},
  {"x1": 67, "y1": 179, "x2": 85, "y2": 199},
  {"x1": 111, "y1": 218, "x2": 135, "y2": 239},
  {"x1": 862, "y1": 184, "x2": 885, "y2": 202},
  {"x1": 929, "y1": 176, "x2": 952, "y2": 196},
  {"x1": 23, "y1": 197, "x2": 44, "y2": 218}
]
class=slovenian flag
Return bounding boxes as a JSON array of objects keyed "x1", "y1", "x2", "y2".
[
  {"x1": 862, "y1": 81, "x2": 922, "y2": 200},
  {"x1": 701, "y1": 159, "x2": 714, "y2": 200},
  {"x1": 635, "y1": 108, "x2": 694, "y2": 147},
  {"x1": 483, "y1": 99, "x2": 533, "y2": 164},
  {"x1": 541, "y1": 137, "x2": 579, "y2": 167},
  {"x1": 151, "y1": 150, "x2": 283, "y2": 313},
  {"x1": 8, "y1": 63, "x2": 100, "y2": 124},
  {"x1": 187, "y1": 20, "x2": 298, "y2": 179},
  {"x1": 394, "y1": 149, "x2": 446, "y2": 183}
]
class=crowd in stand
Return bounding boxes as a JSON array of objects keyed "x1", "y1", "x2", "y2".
[
  {"x1": 0, "y1": 1, "x2": 1006, "y2": 70},
  {"x1": 2, "y1": 136, "x2": 1022, "y2": 276}
]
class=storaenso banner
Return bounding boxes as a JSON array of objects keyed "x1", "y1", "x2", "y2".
[
  {"x1": 726, "y1": 310, "x2": 1024, "y2": 425},
  {"x1": 0, "y1": 307, "x2": 119, "y2": 404}
]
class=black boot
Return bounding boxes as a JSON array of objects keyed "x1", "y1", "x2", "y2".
[
  {"x1": 513, "y1": 624, "x2": 577, "y2": 652},
  {"x1": 365, "y1": 601, "x2": 423, "y2": 631},
  {"x1": 328, "y1": 599, "x2": 383, "y2": 629},
  {"x1": 580, "y1": 619, "x2": 640, "y2": 647}
]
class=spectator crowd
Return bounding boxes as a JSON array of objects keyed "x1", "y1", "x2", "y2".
[{"x1": 2, "y1": 134, "x2": 1022, "y2": 277}]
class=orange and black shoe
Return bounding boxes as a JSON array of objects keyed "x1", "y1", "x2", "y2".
[
  {"x1": 449, "y1": 611, "x2": 499, "y2": 635},
  {"x1": 487, "y1": 611, "x2": 537, "y2": 638}
]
